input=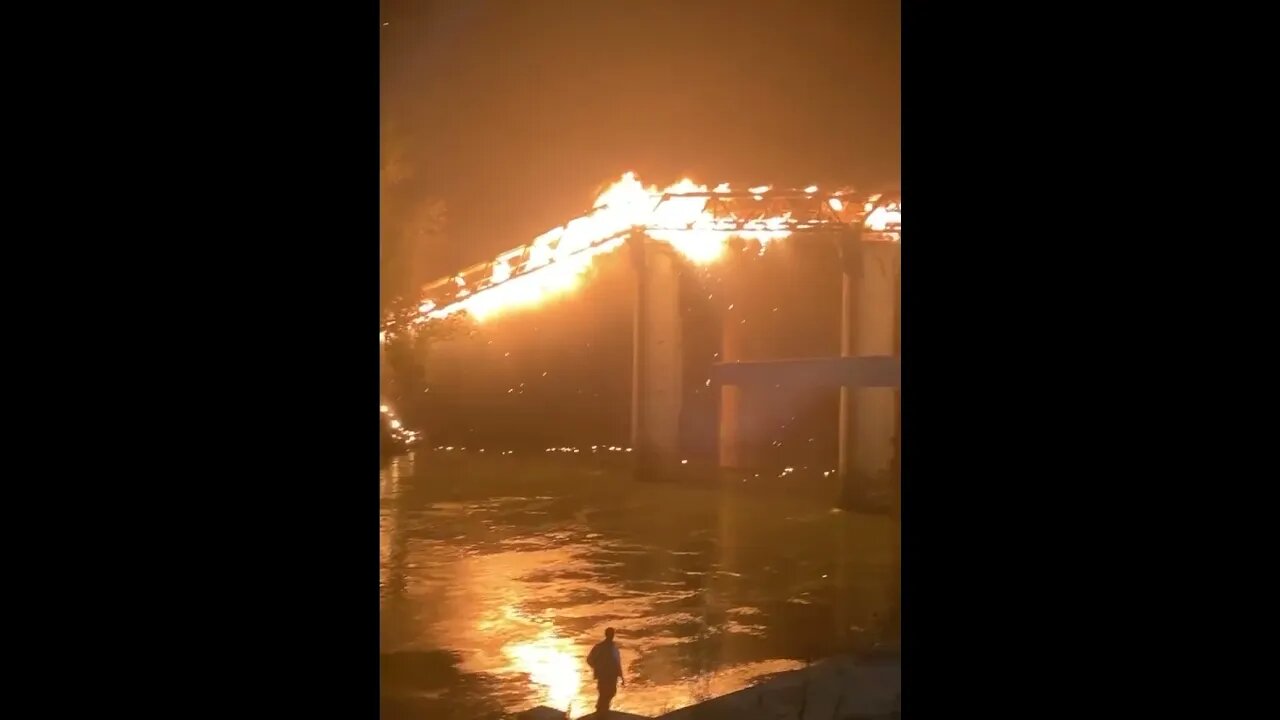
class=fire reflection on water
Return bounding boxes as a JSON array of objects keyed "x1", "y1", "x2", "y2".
[
  {"x1": 502, "y1": 626, "x2": 582, "y2": 712},
  {"x1": 379, "y1": 457, "x2": 899, "y2": 718},
  {"x1": 462, "y1": 549, "x2": 607, "y2": 713}
]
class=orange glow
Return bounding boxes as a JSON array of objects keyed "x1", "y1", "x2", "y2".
[
  {"x1": 380, "y1": 398, "x2": 420, "y2": 445},
  {"x1": 865, "y1": 205, "x2": 901, "y2": 232},
  {"x1": 504, "y1": 628, "x2": 582, "y2": 712},
  {"x1": 393, "y1": 173, "x2": 900, "y2": 326}
]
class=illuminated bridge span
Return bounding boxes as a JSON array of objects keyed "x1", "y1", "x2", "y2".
[
  {"x1": 382, "y1": 173, "x2": 901, "y2": 511},
  {"x1": 382, "y1": 174, "x2": 899, "y2": 332}
]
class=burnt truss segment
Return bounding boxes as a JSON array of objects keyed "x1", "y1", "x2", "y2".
[{"x1": 383, "y1": 188, "x2": 900, "y2": 334}]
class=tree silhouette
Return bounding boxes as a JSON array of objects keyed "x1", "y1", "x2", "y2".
[{"x1": 380, "y1": 121, "x2": 448, "y2": 314}]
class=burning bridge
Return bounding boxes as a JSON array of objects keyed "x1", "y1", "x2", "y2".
[{"x1": 382, "y1": 173, "x2": 900, "y2": 510}]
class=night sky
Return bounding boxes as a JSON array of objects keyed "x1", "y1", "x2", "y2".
[{"x1": 380, "y1": 0, "x2": 900, "y2": 279}]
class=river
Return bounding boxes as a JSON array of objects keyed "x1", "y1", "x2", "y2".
[{"x1": 380, "y1": 451, "x2": 899, "y2": 719}]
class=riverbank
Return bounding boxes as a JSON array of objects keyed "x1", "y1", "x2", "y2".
[
  {"x1": 519, "y1": 653, "x2": 899, "y2": 720},
  {"x1": 656, "y1": 653, "x2": 899, "y2": 720}
]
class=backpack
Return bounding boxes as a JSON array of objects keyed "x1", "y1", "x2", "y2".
[{"x1": 586, "y1": 643, "x2": 604, "y2": 672}]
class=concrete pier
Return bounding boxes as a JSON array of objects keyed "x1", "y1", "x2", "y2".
[
  {"x1": 840, "y1": 235, "x2": 900, "y2": 512},
  {"x1": 631, "y1": 234, "x2": 685, "y2": 479},
  {"x1": 717, "y1": 300, "x2": 745, "y2": 470}
]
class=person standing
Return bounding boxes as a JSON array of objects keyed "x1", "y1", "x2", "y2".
[{"x1": 586, "y1": 627, "x2": 624, "y2": 715}]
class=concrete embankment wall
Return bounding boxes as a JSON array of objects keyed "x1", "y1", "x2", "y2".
[{"x1": 656, "y1": 655, "x2": 900, "y2": 720}]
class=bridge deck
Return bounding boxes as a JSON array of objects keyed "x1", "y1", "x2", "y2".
[{"x1": 711, "y1": 355, "x2": 899, "y2": 389}]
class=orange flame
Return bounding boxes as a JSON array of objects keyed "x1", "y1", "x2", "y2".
[{"x1": 393, "y1": 173, "x2": 898, "y2": 327}]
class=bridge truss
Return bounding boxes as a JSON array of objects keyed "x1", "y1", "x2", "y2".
[{"x1": 382, "y1": 187, "x2": 900, "y2": 336}]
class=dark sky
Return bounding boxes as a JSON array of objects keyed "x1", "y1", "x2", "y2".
[{"x1": 381, "y1": 0, "x2": 899, "y2": 277}]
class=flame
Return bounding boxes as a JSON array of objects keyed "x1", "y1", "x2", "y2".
[
  {"x1": 865, "y1": 204, "x2": 901, "y2": 232},
  {"x1": 395, "y1": 173, "x2": 899, "y2": 326},
  {"x1": 431, "y1": 236, "x2": 626, "y2": 322}
]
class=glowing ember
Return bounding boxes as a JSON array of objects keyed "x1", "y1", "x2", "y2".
[
  {"x1": 380, "y1": 398, "x2": 421, "y2": 446},
  {"x1": 386, "y1": 172, "x2": 900, "y2": 329}
]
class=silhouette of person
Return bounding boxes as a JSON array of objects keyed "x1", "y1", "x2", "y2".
[{"x1": 586, "y1": 627, "x2": 624, "y2": 716}]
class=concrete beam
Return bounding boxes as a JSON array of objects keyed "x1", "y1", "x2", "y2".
[{"x1": 711, "y1": 355, "x2": 899, "y2": 389}]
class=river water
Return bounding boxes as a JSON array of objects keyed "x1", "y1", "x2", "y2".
[{"x1": 379, "y1": 451, "x2": 899, "y2": 719}]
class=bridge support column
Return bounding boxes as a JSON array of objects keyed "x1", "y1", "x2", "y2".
[
  {"x1": 717, "y1": 306, "x2": 745, "y2": 470},
  {"x1": 630, "y1": 232, "x2": 648, "y2": 473},
  {"x1": 839, "y1": 232, "x2": 900, "y2": 512},
  {"x1": 630, "y1": 232, "x2": 684, "y2": 480}
]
